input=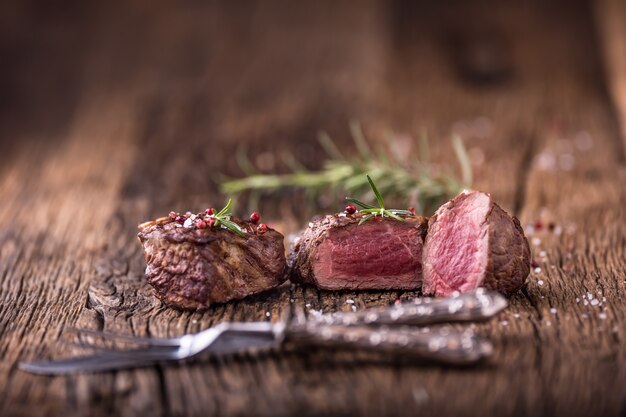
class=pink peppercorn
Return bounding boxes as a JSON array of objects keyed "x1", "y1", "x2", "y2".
[
  {"x1": 250, "y1": 212, "x2": 260, "y2": 224},
  {"x1": 169, "y1": 211, "x2": 177, "y2": 220},
  {"x1": 345, "y1": 204, "x2": 356, "y2": 214},
  {"x1": 257, "y1": 223, "x2": 268, "y2": 234},
  {"x1": 205, "y1": 207, "x2": 214, "y2": 215},
  {"x1": 175, "y1": 216, "x2": 185, "y2": 224},
  {"x1": 408, "y1": 207, "x2": 416, "y2": 216},
  {"x1": 207, "y1": 218, "x2": 216, "y2": 227},
  {"x1": 196, "y1": 220, "x2": 208, "y2": 229}
]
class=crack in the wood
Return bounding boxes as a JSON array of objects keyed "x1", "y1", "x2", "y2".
[{"x1": 84, "y1": 291, "x2": 106, "y2": 331}]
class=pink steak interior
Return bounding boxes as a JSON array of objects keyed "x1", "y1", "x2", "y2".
[
  {"x1": 312, "y1": 220, "x2": 424, "y2": 290},
  {"x1": 422, "y1": 192, "x2": 490, "y2": 296}
]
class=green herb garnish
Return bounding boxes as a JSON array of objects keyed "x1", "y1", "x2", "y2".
[
  {"x1": 221, "y1": 122, "x2": 472, "y2": 215},
  {"x1": 346, "y1": 175, "x2": 414, "y2": 225},
  {"x1": 213, "y1": 199, "x2": 246, "y2": 237}
]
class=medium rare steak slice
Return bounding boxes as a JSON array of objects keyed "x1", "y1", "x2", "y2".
[
  {"x1": 138, "y1": 216, "x2": 286, "y2": 310},
  {"x1": 422, "y1": 191, "x2": 530, "y2": 297},
  {"x1": 290, "y1": 214, "x2": 428, "y2": 290}
]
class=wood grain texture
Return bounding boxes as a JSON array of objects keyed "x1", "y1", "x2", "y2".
[{"x1": 0, "y1": 1, "x2": 625, "y2": 416}]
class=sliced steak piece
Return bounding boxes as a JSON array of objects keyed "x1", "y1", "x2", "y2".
[
  {"x1": 290, "y1": 214, "x2": 428, "y2": 290},
  {"x1": 138, "y1": 217, "x2": 286, "y2": 310},
  {"x1": 422, "y1": 191, "x2": 530, "y2": 297}
]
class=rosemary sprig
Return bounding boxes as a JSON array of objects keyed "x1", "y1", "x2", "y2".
[
  {"x1": 212, "y1": 199, "x2": 246, "y2": 237},
  {"x1": 347, "y1": 176, "x2": 413, "y2": 225},
  {"x1": 220, "y1": 123, "x2": 472, "y2": 215}
]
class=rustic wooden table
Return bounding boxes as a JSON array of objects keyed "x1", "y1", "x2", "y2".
[{"x1": 1, "y1": 1, "x2": 625, "y2": 416}]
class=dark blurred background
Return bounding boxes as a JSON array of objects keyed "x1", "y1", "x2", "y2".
[{"x1": 0, "y1": 0, "x2": 619, "y2": 219}]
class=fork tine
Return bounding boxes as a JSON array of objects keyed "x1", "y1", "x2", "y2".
[
  {"x1": 59, "y1": 336, "x2": 178, "y2": 354},
  {"x1": 65, "y1": 327, "x2": 181, "y2": 347},
  {"x1": 19, "y1": 348, "x2": 181, "y2": 375}
]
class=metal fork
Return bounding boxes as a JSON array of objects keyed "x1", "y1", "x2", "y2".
[{"x1": 19, "y1": 289, "x2": 506, "y2": 374}]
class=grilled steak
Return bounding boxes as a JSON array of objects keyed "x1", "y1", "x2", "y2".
[
  {"x1": 422, "y1": 191, "x2": 530, "y2": 297},
  {"x1": 289, "y1": 213, "x2": 428, "y2": 290},
  {"x1": 138, "y1": 217, "x2": 287, "y2": 310}
]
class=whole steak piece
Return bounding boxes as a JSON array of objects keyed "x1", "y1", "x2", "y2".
[
  {"x1": 290, "y1": 214, "x2": 428, "y2": 290},
  {"x1": 422, "y1": 191, "x2": 530, "y2": 297},
  {"x1": 138, "y1": 217, "x2": 286, "y2": 310}
]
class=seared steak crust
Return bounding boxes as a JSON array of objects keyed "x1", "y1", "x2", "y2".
[
  {"x1": 138, "y1": 218, "x2": 286, "y2": 310},
  {"x1": 289, "y1": 213, "x2": 428, "y2": 290},
  {"x1": 483, "y1": 202, "x2": 531, "y2": 295}
]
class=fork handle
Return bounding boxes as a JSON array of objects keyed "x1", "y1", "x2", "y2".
[
  {"x1": 285, "y1": 323, "x2": 492, "y2": 365},
  {"x1": 313, "y1": 288, "x2": 507, "y2": 327}
]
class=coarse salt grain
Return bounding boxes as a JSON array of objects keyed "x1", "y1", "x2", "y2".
[
  {"x1": 514, "y1": 313, "x2": 520, "y2": 319},
  {"x1": 266, "y1": 312, "x2": 271, "y2": 317},
  {"x1": 534, "y1": 267, "x2": 542, "y2": 273},
  {"x1": 537, "y1": 280, "x2": 544, "y2": 286},
  {"x1": 539, "y1": 251, "x2": 547, "y2": 257},
  {"x1": 351, "y1": 305, "x2": 357, "y2": 312},
  {"x1": 583, "y1": 300, "x2": 589, "y2": 306},
  {"x1": 559, "y1": 153, "x2": 576, "y2": 171},
  {"x1": 346, "y1": 299, "x2": 355, "y2": 304},
  {"x1": 591, "y1": 299, "x2": 599, "y2": 306},
  {"x1": 574, "y1": 131, "x2": 593, "y2": 151},
  {"x1": 599, "y1": 313, "x2": 607, "y2": 320},
  {"x1": 305, "y1": 303, "x2": 311, "y2": 308},
  {"x1": 532, "y1": 237, "x2": 541, "y2": 246},
  {"x1": 576, "y1": 298, "x2": 580, "y2": 303},
  {"x1": 183, "y1": 218, "x2": 194, "y2": 228},
  {"x1": 587, "y1": 293, "x2": 593, "y2": 300},
  {"x1": 535, "y1": 152, "x2": 556, "y2": 171},
  {"x1": 550, "y1": 308, "x2": 557, "y2": 314},
  {"x1": 501, "y1": 321, "x2": 508, "y2": 326}
]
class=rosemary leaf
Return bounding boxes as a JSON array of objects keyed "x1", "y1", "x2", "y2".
[
  {"x1": 217, "y1": 198, "x2": 233, "y2": 217},
  {"x1": 345, "y1": 197, "x2": 376, "y2": 210},
  {"x1": 318, "y1": 131, "x2": 345, "y2": 160},
  {"x1": 217, "y1": 218, "x2": 246, "y2": 237},
  {"x1": 358, "y1": 208, "x2": 383, "y2": 215},
  {"x1": 384, "y1": 210, "x2": 405, "y2": 222},
  {"x1": 388, "y1": 209, "x2": 414, "y2": 216},
  {"x1": 349, "y1": 120, "x2": 373, "y2": 160},
  {"x1": 452, "y1": 134, "x2": 472, "y2": 187},
  {"x1": 358, "y1": 213, "x2": 376, "y2": 225},
  {"x1": 366, "y1": 175, "x2": 385, "y2": 208}
]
